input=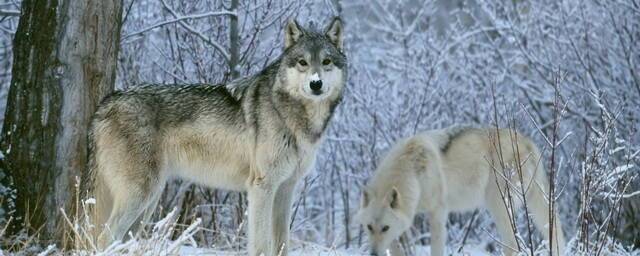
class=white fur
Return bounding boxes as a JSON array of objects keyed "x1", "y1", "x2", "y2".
[
  {"x1": 310, "y1": 72, "x2": 320, "y2": 82},
  {"x1": 357, "y1": 127, "x2": 566, "y2": 256},
  {"x1": 287, "y1": 59, "x2": 344, "y2": 102}
]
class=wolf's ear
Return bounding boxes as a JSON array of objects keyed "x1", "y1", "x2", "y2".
[
  {"x1": 285, "y1": 19, "x2": 304, "y2": 49},
  {"x1": 361, "y1": 189, "x2": 370, "y2": 208},
  {"x1": 324, "y1": 17, "x2": 343, "y2": 50},
  {"x1": 389, "y1": 187, "x2": 400, "y2": 209}
]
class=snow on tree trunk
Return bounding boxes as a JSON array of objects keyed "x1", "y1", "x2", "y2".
[{"x1": 0, "y1": 0, "x2": 123, "y2": 242}]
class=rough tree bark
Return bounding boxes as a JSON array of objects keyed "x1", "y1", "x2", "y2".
[{"x1": 0, "y1": 0, "x2": 123, "y2": 243}]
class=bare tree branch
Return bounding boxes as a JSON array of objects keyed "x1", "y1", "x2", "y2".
[
  {"x1": 158, "y1": 0, "x2": 231, "y2": 63},
  {"x1": 123, "y1": 10, "x2": 235, "y2": 39},
  {"x1": 122, "y1": 3, "x2": 234, "y2": 63}
]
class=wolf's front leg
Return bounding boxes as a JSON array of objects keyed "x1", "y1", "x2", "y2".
[
  {"x1": 272, "y1": 178, "x2": 298, "y2": 255},
  {"x1": 430, "y1": 210, "x2": 448, "y2": 256},
  {"x1": 248, "y1": 177, "x2": 278, "y2": 256}
]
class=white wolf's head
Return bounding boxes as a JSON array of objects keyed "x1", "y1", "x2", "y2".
[
  {"x1": 356, "y1": 187, "x2": 412, "y2": 256},
  {"x1": 277, "y1": 17, "x2": 346, "y2": 102}
]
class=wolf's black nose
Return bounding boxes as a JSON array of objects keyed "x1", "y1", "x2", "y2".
[{"x1": 310, "y1": 80, "x2": 323, "y2": 92}]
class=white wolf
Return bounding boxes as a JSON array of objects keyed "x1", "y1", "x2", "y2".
[
  {"x1": 83, "y1": 18, "x2": 346, "y2": 256},
  {"x1": 356, "y1": 126, "x2": 565, "y2": 256}
]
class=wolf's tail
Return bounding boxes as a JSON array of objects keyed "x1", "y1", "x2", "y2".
[
  {"x1": 77, "y1": 124, "x2": 113, "y2": 250},
  {"x1": 524, "y1": 140, "x2": 566, "y2": 255}
]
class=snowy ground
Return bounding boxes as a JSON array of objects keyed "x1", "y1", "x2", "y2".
[
  {"x1": 17, "y1": 207, "x2": 637, "y2": 256},
  {"x1": 178, "y1": 244, "x2": 490, "y2": 256}
]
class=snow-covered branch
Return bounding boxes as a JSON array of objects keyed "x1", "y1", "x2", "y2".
[
  {"x1": 122, "y1": 6, "x2": 234, "y2": 62},
  {"x1": 0, "y1": 9, "x2": 19, "y2": 17}
]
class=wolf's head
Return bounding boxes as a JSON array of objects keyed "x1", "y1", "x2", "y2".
[
  {"x1": 276, "y1": 17, "x2": 346, "y2": 102},
  {"x1": 356, "y1": 187, "x2": 412, "y2": 256}
]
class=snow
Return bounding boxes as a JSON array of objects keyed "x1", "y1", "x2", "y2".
[
  {"x1": 178, "y1": 244, "x2": 490, "y2": 256},
  {"x1": 612, "y1": 164, "x2": 635, "y2": 174},
  {"x1": 0, "y1": 9, "x2": 20, "y2": 17},
  {"x1": 37, "y1": 245, "x2": 57, "y2": 256}
]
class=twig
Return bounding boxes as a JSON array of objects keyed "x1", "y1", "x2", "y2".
[
  {"x1": 123, "y1": 10, "x2": 236, "y2": 39},
  {"x1": 457, "y1": 209, "x2": 479, "y2": 253}
]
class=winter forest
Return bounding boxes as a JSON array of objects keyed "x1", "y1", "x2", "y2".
[{"x1": 0, "y1": 0, "x2": 639, "y2": 255}]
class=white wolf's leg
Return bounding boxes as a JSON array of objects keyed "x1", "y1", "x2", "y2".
[
  {"x1": 248, "y1": 177, "x2": 278, "y2": 256},
  {"x1": 429, "y1": 209, "x2": 448, "y2": 256},
  {"x1": 485, "y1": 194, "x2": 519, "y2": 256},
  {"x1": 527, "y1": 181, "x2": 565, "y2": 255},
  {"x1": 272, "y1": 178, "x2": 298, "y2": 255},
  {"x1": 521, "y1": 142, "x2": 565, "y2": 255}
]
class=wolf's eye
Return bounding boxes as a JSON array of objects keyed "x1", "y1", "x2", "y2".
[
  {"x1": 322, "y1": 59, "x2": 332, "y2": 65},
  {"x1": 381, "y1": 225, "x2": 389, "y2": 232},
  {"x1": 298, "y1": 59, "x2": 308, "y2": 66},
  {"x1": 367, "y1": 224, "x2": 373, "y2": 232}
]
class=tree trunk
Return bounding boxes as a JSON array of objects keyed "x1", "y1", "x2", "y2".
[{"x1": 0, "y1": 0, "x2": 122, "y2": 243}]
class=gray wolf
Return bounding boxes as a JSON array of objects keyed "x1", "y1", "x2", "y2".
[
  {"x1": 82, "y1": 17, "x2": 346, "y2": 256},
  {"x1": 356, "y1": 126, "x2": 565, "y2": 256}
]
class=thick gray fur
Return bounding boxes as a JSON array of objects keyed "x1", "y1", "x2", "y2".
[{"x1": 83, "y1": 17, "x2": 346, "y2": 256}]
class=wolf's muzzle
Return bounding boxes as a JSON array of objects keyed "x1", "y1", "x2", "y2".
[{"x1": 310, "y1": 80, "x2": 323, "y2": 95}]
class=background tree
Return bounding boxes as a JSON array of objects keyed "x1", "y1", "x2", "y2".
[{"x1": 0, "y1": 0, "x2": 123, "y2": 244}]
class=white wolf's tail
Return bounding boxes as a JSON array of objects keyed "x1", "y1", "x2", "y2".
[{"x1": 524, "y1": 140, "x2": 566, "y2": 255}]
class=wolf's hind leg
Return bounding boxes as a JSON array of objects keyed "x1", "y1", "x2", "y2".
[
  {"x1": 141, "y1": 188, "x2": 163, "y2": 225},
  {"x1": 131, "y1": 184, "x2": 164, "y2": 237},
  {"x1": 485, "y1": 192, "x2": 520, "y2": 256},
  {"x1": 97, "y1": 181, "x2": 155, "y2": 248},
  {"x1": 521, "y1": 143, "x2": 565, "y2": 255},
  {"x1": 429, "y1": 209, "x2": 448, "y2": 256},
  {"x1": 527, "y1": 179, "x2": 565, "y2": 255}
]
